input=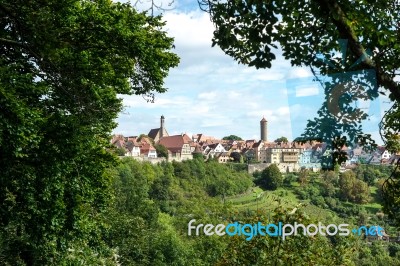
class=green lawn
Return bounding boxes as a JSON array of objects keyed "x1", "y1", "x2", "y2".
[{"x1": 226, "y1": 186, "x2": 264, "y2": 204}]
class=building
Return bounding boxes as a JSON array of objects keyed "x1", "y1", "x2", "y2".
[
  {"x1": 203, "y1": 143, "x2": 227, "y2": 159},
  {"x1": 158, "y1": 134, "x2": 193, "y2": 161},
  {"x1": 252, "y1": 140, "x2": 265, "y2": 162},
  {"x1": 192, "y1": 133, "x2": 215, "y2": 143},
  {"x1": 260, "y1": 117, "x2": 268, "y2": 141},
  {"x1": 140, "y1": 143, "x2": 157, "y2": 158},
  {"x1": 215, "y1": 152, "x2": 230, "y2": 163},
  {"x1": 263, "y1": 147, "x2": 300, "y2": 164},
  {"x1": 148, "y1": 115, "x2": 169, "y2": 142},
  {"x1": 125, "y1": 140, "x2": 141, "y2": 157},
  {"x1": 299, "y1": 149, "x2": 312, "y2": 165}
]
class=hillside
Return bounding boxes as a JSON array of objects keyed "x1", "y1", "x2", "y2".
[{"x1": 104, "y1": 158, "x2": 400, "y2": 265}]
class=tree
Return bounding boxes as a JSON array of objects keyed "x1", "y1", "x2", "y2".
[
  {"x1": 200, "y1": 0, "x2": 400, "y2": 103},
  {"x1": 363, "y1": 167, "x2": 378, "y2": 186},
  {"x1": 199, "y1": 0, "x2": 400, "y2": 222},
  {"x1": 256, "y1": 164, "x2": 283, "y2": 190},
  {"x1": 321, "y1": 171, "x2": 338, "y2": 197},
  {"x1": 155, "y1": 143, "x2": 169, "y2": 159},
  {"x1": 217, "y1": 207, "x2": 355, "y2": 265},
  {"x1": 138, "y1": 134, "x2": 154, "y2": 144},
  {"x1": 229, "y1": 151, "x2": 242, "y2": 162},
  {"x1": 0, "y1": 0, "x2": 179, "y2": 264},
  {"x1": 274, "y1": 136, "x2": 289, "y2": 144},
  {"x1": 222, "y1": 135, "x2": 243, "y2": 141},
  {"x1": 115, "y1": 147, "x2": 127, "y2": 156},
  {"x1": 298, "y1": 168, "x2": 309, "y2": 186},
  {"x1": 339, "y1": 171, "x2": 370, "y2": 204},
  {"x1": 354, "y1": 165, "x2": 379, "y2": 186}
]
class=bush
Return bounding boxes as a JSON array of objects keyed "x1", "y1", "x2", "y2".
[
  {"x1": 295, "y1": 185, "x2": 321, "y2": 200},
  {"x1": 284, "y1": 173, "x2": 296, "y2": 186},
  {"x1": 311, "y1": 196, "x2": 326, "y2": 207},
  {"x1": 339, "y1": 171, "x2": 370, "y2": 204},
  {"x1": 255, "y1": 164, "x2": 283, "y2": 190}
]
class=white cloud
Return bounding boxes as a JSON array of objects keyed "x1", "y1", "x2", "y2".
[
  {"x1": 198, "y1": 91, "x2": 217, "y2": 100},
  {"x1": 287, "y1": 67, "x2": 313, "y2": 79},
  {"x1": 112, "y1": 5, "x2": 385, "y2": 144},
  {"x1": 295, "y1": 85, "x2": 320, "y2": 97}
]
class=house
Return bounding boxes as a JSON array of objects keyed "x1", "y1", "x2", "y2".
[
  {"x1": 158, "y1": 134, "x2": 193, "y2": 161},
  {"x1": 125, "y1": 140, "x2": 141, "y2": 157},
  {"x1": 203, "y1": 143, "x2": 227, "y2": 159},
  {"x1": 111, "y1": 137, "x2": 141, "y2": 157},
  {"x1": 192, "y1": 133, "x2": 215, "y2": 143},
  {"x1": 264, "y1": 147, "x2": 301, "y2": 164},
  {"x1": 243, "y1": 148, "x2": 256, "y2": 162},
  {"x1": 378, "y1": 146, "x2": 391, "y2": 161},
  {"x1": 252, "y1": 140, "x2": 264, "y2": 162},
  {"x1": 215, "y1": 152, "x2": 230, "y2": 163},
  {"x1": 140, "y1": 143, "x2": 157, "y2": 158},
  {"x1": 299, "y1": 148, "x2": 312, "y2": 165},
  {"x1": 367, "y1": 146, "x2": 392, "y2": 164}
]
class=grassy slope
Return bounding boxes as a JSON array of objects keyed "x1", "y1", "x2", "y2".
[{"x1": 226, "y1": 182, "x2": 383, "y2": 225}]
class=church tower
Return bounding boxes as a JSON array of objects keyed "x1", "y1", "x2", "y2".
[
  {"x1": 160, "y1": 115, "x2": 165, "y2": 138},
  {"x1": 260, "y1": 117, "x2": 267, "y2": 141}
]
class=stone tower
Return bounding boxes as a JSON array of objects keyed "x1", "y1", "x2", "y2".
[
  {"x1": 260, "y1": 117, "x2": 267, "y2": 141},
  {"x1": 160, "y1": 115, "x2": 165, "y2": 138}
]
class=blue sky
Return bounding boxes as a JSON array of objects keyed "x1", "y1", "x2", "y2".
[{"x1": 114, "y1": 0, "x2": 390, "y2": 143}]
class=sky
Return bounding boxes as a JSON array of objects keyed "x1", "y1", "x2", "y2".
[{"x1": 113, "y1": 0, "x2": 390, "y2": 144}]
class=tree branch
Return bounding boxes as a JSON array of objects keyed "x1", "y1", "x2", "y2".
[
  {"x1": 317, "y1": 0, "x2": 400, "y2": 102},
  {"x1": 0, "y1": 37, "x2": 27, "y2": 48}
]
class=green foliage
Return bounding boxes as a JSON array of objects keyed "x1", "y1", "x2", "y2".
[
  {"x1": 354, "y1": 165, "x2": 379, "y2": 186},
  {"x1": 103, "y1": 159, "x2": 398, "y2": 264},
  {"x1": 216, "y1": 207, "x2": 355, "y2": 266},
  {"x1": 229, "y1": 151, "x2": 242, "y2": 163},
  {"x1": 0, "y1": 0, "x2": 179, "y2": 264},
  {"x1": 222, "y1": 135, "x2": 242, "y2": 140},
  {"x1": 109, "y1": 158, "x2": 243, "y2": 265},
  {"x1": 354, "y1": 241, "x2": 400, "y2": 266},
  {"x1": 382, "y1": 169, "x2": 400, "y2": 225},
  {"x1": 192, "y1": 152, "x2": 204, "y2": 160},
  {"x1": 295, "y1": 185, "x2": 321, "y2": 201},
  {"x1": 321, "y1": 171, "x2": 338, "y2": 197},
  {"x1": 154, "y1": 143, "x2": 168, "y2": 158},
  {"x1": 274, "y1": 136, "x2": 289, "y2": 143},
  {"x1": 298, "y1": 168, "x2": 309, "y2": 186},
  {"x1": 115, "y1": 147, "x2": 127, "y2": 156},
  {"x1": 376, "y1": 178, "x2": 385, "y2": 204},
  {"x1": 283, "y1": 173, "x2": 297, "y2": 186},
  {"x1": 199, "y1": 0, "x2": 400, "y2": 216},
  {"x1": 256, "y1": 164, "x2": 283, "y2": 190},
  {"x1": 200, "y1": 0, "x2": 400, "y2": 107},
  {"x1": 339, "y1": 171, "x2": 370, "y2": 204},
  {"x1": 105, "y1": 159, "x2": 194, "y2": 265}
]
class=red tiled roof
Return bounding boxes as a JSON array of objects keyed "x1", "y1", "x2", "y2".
[
  {"x1": 182, "y1": 133, "x2": 191, "y2": 143},
  {"x1": 158, "y1": 135, "x2": 189, "y2": 152},
  {"x1": 140, "y1": 143, "x2": 155, "y2": 155}
]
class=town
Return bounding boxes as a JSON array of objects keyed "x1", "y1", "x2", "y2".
[{"x1": 112, "y1": 115, "x2": 397, "y2": 173}]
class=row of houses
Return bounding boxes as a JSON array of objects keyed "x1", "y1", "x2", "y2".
[
  {"x1": 112, "y1": 135, "x2": 158, "y2": 158},
  {"x1": 112, "y1": 116, "x2": 397, "y2": 169}
]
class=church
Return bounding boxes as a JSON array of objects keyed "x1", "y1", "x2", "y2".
[{"x1": 147, "y1": 115, "x2": 169, "y2": 142}]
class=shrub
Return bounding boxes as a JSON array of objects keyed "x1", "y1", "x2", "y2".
[{"x1": 255, "y1": 164, "x2": 283, "y2": 190}]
